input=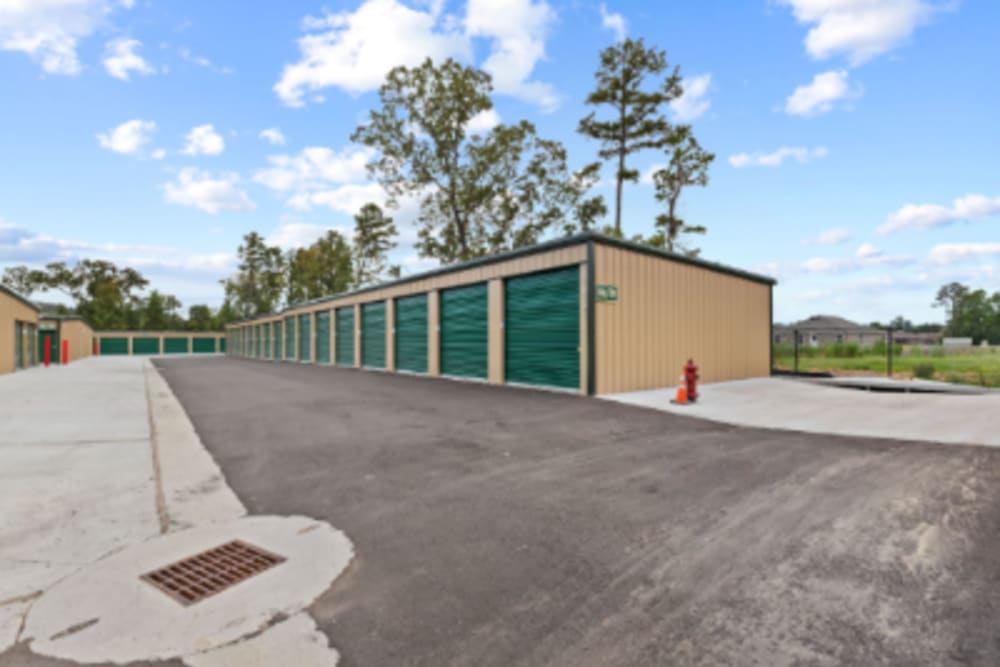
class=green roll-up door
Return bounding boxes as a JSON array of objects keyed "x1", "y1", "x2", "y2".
[
  {"x1": 316, "y1": 311, "x2": 331, "y2": 364},
  {"x1": 274, "y1": 322, "x2": 283, "y2": 360},
  {"x1": 262, "y1": 324, "x2": 270, "y2": 359},
  {"x1": 192, "y1": 338, "x2": 216, "y2": 354},
  {"x1": 133, "y1": 337, "x2": 160, "y2": 355},
  {"x1": 361, "y1": 302, "x2": 386, "y2": 368},
  {"x1": 395, "y1": 294, "x2": 428, "y2": 373},
  {"x1": 285, "y1": 317, "x2": 296, "y2": 360},
  {"x1": 220, "y1": 337, "x2": 227, "y2": 354},
  {"x1": 164, "y1": 337, "x2": 189, "y2": 354},
  {"x1": 440, "y1": 283, "x2": 488, "y2": 379},
  {"x1": 100, "y1": 337, "x2": 129, "y2": 355},
  {"x1": 335, "y1": 307, "x2": 354, "y2": 366},
  {"x1": 27, "y1": 324, "x2": 37, "y2": 365},
  {"x1": 39, "y1": 329, "x2": 60, "y2": 364},
  {"x1": 505, "y1": 266, "x2": 580, "y2": 390},
  {"x1": 15, "y1": 322, "x2": 23, "y2": 368},
  {"x1": 298, "y1": 314, "x2": 311, "y2": 362}
]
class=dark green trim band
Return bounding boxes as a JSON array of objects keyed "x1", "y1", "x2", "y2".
[{"x1": 586, "y1": 239, "x2": 596, "y2": 396}]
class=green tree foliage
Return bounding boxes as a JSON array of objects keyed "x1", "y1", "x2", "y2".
[
  {"x1": 1, "y1": 266, "x2": 44, "y2": 297},
  {"x1": 223, "y1": 232, "x2": 286, "y2": 318},
  {"x1": 20, "y1": 260, "x2": 149, "y2": 329},
  {"x1": 352, "y1": 203, "x2": 399, "y2": 287},
  {"x1": 140, "y1": 290, "x2": 170, "y2": 330},
  {"x1": 649, "y1": 126, "x2": 714, "y2": 255},
  {"x1": 352, "y1": 58, "x2": 593, "y2": 263},
  {"x1": 287, "y1": 230, "x2": 354, "y2": 303},
  {"x1": 933, "y1": 282, "x2": 1000, "y2": 344},
  {"x1": 186, "y1": 304, "x2": 214, "y2": 331},
  {"x1": 578, "y1": 38, "x2": 683, "y2": 235}
]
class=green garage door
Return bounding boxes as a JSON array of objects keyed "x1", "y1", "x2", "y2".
[
  {"x1": 220, "y1": 337, "x2": 227, "y2": 354},
  {"x1": 192, "y1": 338, "x2": 216, "y2": 354},
  {"x1": 335, "y1": 307, "x2": 354, "y2": 366},
  {"x1": 316, "y1": 311, "x2": 331, "y2": 364},
  {"x1": 14, "y1": 322, "x2": 23, "y2": 368},
  {"x1": 133, "y1": 337, "x2": 160, "y2": 355},
  {"x1": 440, "y1": 283, "x2": 488, "y2": 379},
  {"x1": 164, "y1": 337, "x2": 188, "y2": 354},
  {"x1": 39, "y1": 329, "x2": 60, "y2": 364},
  {"x1": 505, "y1": 266, "x2": 580, "y2": 390},
  {"x1": 100, "y1": 337, "x2": 128, "y2": 355},
  {"x1": 284, "y1": 317, "x2": 295, "y2": 360},
  {"x1": 262, "y1": 324, "x2": 270, "y2": 359},
  {"x1": 298, "y1": 314, "x2": 311, "y2": 362},
  {"x1": 27, "y1": 324, "x2": 37, "y2": 365},
  {"x1": 395, "y1": 294, "x2": 428, "y2": 373},
  {"x1": 274, "y1": 322, "x2": 283, "y2": 360},
  {"x1": 361, "y1": 302, "x2": 386, "y2": 368}
]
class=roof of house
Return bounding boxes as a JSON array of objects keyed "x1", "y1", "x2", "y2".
[{"x1": 776, "y1": 315, "x2": 884, "y2": 333}]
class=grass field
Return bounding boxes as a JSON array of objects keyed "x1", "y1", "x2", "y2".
[{"x1": 773, "y1": 344, "x2": 1000, "y2": 388}]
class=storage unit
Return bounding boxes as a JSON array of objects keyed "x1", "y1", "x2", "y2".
[
  {"x1": 226, "y1": 233, "x2": 775, "y2": 394},
  {"x1": 335, "y1": 307, "x2": 354, "y2": 366},
  {"x1": 164, "y1": 337, "x2": 189, "y2": 354},
  {"x1": 14, "y1": 322, "x2": 24, "y2": 369},
  {"x1": 219, "y1": 337, "x2": 227, "y2": 354},
  {"x1": 284, "y1": 317, "x2": 295, "y2": 360},
  {"x1": 298, "y1": 314, "x2": 311, "y2": 362},
  {"x1": 361, "y1": 302, "x2": 386, "y2": 369},
  {"x1": 505, "y1": 266, "x2": 580, "y2": 389},
  {"x1": 192, "y1": 337, "x2": 216, "y2": 354},
  {"x1": 133, "y1": 337, "x2": 161, "y2": 355},
  {"x1": 316, "y1": 311, "x2": 331, "y2": 364},
  {"x1": 274, "y1": 321, "x2": 283, "y2": 360},
  {"x1": 100, "y1": 337, "x2": 129, "y2": 355},
  {"x1": 440, "y1": 283, "x2": 488, "y2": 379},
  {"x1": 262, "y1": 323, "x2": 270, "y2": 359},
  {"x1": 38, "y1": 325, "x2": 60, "y2": 364},
  {"x1": 394, "y1": 294, "x2": 428, "y2": 374}
]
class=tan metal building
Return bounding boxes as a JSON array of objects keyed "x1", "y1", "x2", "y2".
[
  {"x1": 226, "y1": 233, "x2": 775, "y2": 395},
  {"x1": 93, "y1": 331, "x2": 226, "y2": 356},
  {"x1": 1, "y1": 284, "x2": 40, "y2": 375},
  {"x1": 38, "y1": 316, "x2": 95, "y2": 365}
]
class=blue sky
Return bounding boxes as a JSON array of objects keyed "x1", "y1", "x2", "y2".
[{"x1": 1, "y1": 0, "x2": 997, "y2": 323}]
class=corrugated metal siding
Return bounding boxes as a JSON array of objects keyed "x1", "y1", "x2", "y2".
[
  {"x1": 285, "y1": 317, "x2": 295, "y2": 360},
  {"x1": 394, "y1": 294, "x2": 428, "y2": 373},
  {"x1": 1, "y1": 291, "x2": 39, "y2": 374},
  {"x1": 164, "y1": 337, "x2": 189, "y2": 354},
  {"x1": 361, "y1": 301, "x2": 386, "y2": 368},
  {"x1": 440, "y1": 283, "x2": 488, "y2": 379},
  {"x1": 335, "y1": 307, "x2": 354, "y2": 366},
  {"x1": 133, "y1": 337, "x2": 160, "y2": 355},
  {"x1": 298, "y1": 314, "x2": 311, "y2": 362},
  {"x1": 316, "y1": 311, "x2": 331, "y2": 364},
  {"x1": 594, "y1": 244, "x2": 771, "y2": 393}
]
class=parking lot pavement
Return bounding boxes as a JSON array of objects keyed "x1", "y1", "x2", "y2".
[{"x1": 155, "y1": 357, "x2": 1000, "y2": 667}]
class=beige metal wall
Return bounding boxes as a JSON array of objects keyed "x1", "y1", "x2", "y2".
[
  {"x1": 41, "y1": 319, "x2": 95, "y2": 363},
  {"x1": 594, "y1": 244, "x2": 771, "y2": 393},
  {"x1": 0, "y1": 289, "x2": 39, "y2": 375}
]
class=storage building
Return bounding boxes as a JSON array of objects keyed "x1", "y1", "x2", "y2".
[
  {"x1": 38, "y1": 316, "x2": 95, "y2": 365},
  {"x1": 94, "y1": 331, "x2": 226, "y2": 356},
  {"x1": 1, "y1": 284, "x2": 40, "y2": 375},
  {"x1": 226, "y1": 232, "x2": 775, "y2": 395}
]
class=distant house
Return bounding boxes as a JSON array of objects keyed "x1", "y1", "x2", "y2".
[{"x1": 773, "y1": 315, "x2": 887, "y2": 347}]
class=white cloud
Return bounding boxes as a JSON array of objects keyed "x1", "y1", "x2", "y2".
[
  {"x1": 804, "y1": 227, "x2": 851, "y2": 245},
  {"x1": 778, "y1": 0, "x2": 939, "y2": 65},
  {"x1": 274, "y1": 0, "x2": 469, "y2": 107},
  {"x1": 162, "y1": 168, "x2": 255, "y2": 214},
  {"x1": 0, "y1": 0, "x2": 134, "y2": 75},
  {"x1": 801, "y1": 247, "x2": 914, "y2": 274},
  {"x1": 266, "y1": 222, "x2": 350, "y2": 250},
  {"x1": 102, "y1": 38, "x2": 153, "y2": 80},
  {"x1": 181, "y1": 124, "x2": 225, "y2": 156},
  {"x1": 289, "y1": 183, "x2": 386, "y2": 214},
  {"x1": 259, "y1": 127, "x2": 287, "y2": 146},
  {"x1": 151, "y1": 148, "x2": 166, "y2": 160},
  {"x1": 729, "y1": 146, "x2": 828, "y2": 168},
  {"x1": 785, "y1": 69, "x2": 856, "y2": 116},
  {"x1": 466, "y1": 108, "x2": 501, "y2": 133},
  {"x1": 97, "y1": 119, "x2": 156, "y2": 156},
  {"x1": 855, "y1": 242, "x2": 881, "y2": 258},
  {"x1": 599, "y1": 3, "x2": 626, "y2": 43},
  {"x1": 254, "y1": 147, "x2": 372, "y2": 193},
  {"x1": 178, "y1": 47, "x2": 233, "y2": 74},
  {"x1": 928, "y1": 243, "x2": 1000, "y2": 266},
  {"x1": 879, "y1": 194, "x2": 1000, "y2": 234},
  {"x1": 670, "y1": 74, "x2": 712, "y2": 121},
  {"x1": 466, "y1": 0, "x2": 558, "y2": 110}
]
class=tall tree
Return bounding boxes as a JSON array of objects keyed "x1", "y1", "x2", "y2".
[
  {"x1": 223, "y1": 232, "x2": 286, "y2": 318},
  {"x1": 933, "y1": 282, "x2": 970, "y2": 334},
  {"x1": 186, "y1": 304, "x2": 214, "y2": 331},
  {"x1": 24, "y1": 259, "x2": 149, "y2": 329},
  {"x1": 578, "y1": 38, "x2": 683, "y2": 235},
  {"x1": 1, "y1": 266, "x2": 43, "y2": 296},
  {"x1": 649, "y1": 127, "x2": 714, "y2": 254},
  {"x1": 140, "y1": 290, "x2": 169, "y2": 330},
  {"x1": 352, "y1": 203, "x2": 399, "y2": 287},
  {"x1": 287, "y1": 230, "x2": 354, "y2": 303},
  {"x1": 352, "y1": 58, "x2": 588, "y2": 263}
]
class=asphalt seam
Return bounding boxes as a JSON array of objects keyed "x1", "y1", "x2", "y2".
[{"x1": 144, "y1": 362, "x2": 171, "y2": 535}]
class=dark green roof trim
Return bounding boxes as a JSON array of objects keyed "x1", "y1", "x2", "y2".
[
  {"x1": 230, "y1": 231, "x2": 775, "y2": 325},
  {"x1": 0, "y1": 284, "x2": 40, "y2": 313}
]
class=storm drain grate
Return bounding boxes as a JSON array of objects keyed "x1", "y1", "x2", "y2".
[{"x1": 140, "y1": 540, "x2": 286, "y2": 606}]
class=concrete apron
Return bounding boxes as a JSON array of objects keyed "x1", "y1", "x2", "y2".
[{"x1": 4, "y1": 359, "x2": 353, "y2": 665}]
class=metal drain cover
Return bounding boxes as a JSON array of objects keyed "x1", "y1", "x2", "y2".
[{"x1": 140, "y1": 540, "x2": 286, "y2": 606}]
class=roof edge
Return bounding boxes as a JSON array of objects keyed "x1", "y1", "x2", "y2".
[{"x1": 0, "y1": 284, "x2": 40, "y2": 313}]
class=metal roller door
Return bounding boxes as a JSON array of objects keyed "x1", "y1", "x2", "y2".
[
  {"x1": 164, "y1": 337, "x2": 189, "y2": 354},
  {"x1": 15, "y1": 322, "x2": 23, "y2": 368},
  {"x1": 192, "y1": 338, "x2": 216, "y2": 354},
  {"x1": 261, "y1": 325, "x2": 270, "y2": 359},
  {"x1": 39, "y1": 328, "x2": 60, "y2": 364},
  {"x1": 284, "y1": 317, "x2": 295, "y2": 360},
  {"x1": 505, "y1": 266, "x2": 580, "y2": 390},
  {"x1": 219, "y1": 337, "x2": 227, "y2": 354},
  {"x1": 394, "y1": 294, "x2": 427, "y2": 373},
  {"x1": 100, "y1": 337, "x2": 128, "y2": 355},
  {"x1": 298, "y1": 314, "x2": 311, "y2": 362},
  {"x1": 133, "y1": 337, "x2": 160, "y2": 355},
  {"x1": 27, "y1": 324, "x2": 36, "y2": 365},
  {"x1": 335, "y1": 307, "x2": 354, "y2": 366},
  {"x1": 274, "y1": 322, "x2": 283, "y2": 360},
  {"x1": 440, "y1": 283, "x2": 488, "y2": 379},
  {"x1": 316, "y1": 311, "x2": 331, "y2": 364},
  {"x1": 361, "y1": 302, "x2": 386, "y2": 368}
]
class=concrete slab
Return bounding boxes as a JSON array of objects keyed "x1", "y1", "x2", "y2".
[
  {"x1": 183, "y1": 612, "x2": 339, "y2": 667},
  {"x1": 606, "y1": 377, "x2": 1000, "y2": 447}
]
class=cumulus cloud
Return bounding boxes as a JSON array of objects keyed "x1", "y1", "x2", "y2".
[
  {"x1": 777, "y1": 0, "x2": 940, "y2": 65},
  {"x1": 599, "y1": 3, "x2": 626, "y2": 42},
  {"x1": 466, "y1": 108, "x2": 501, "y2": 133},
  {"x1": 729, "y1": 146, "x2": 828, "y2": 168},
  {"x1": 928, "y1": 243, "x2": 1000, "y2": 266},
  {"x1": 181, "y1": 124, "x2": 225, "y2": 156},
  {"x1": 259, "y1": 127, "x2": 287, "y2": 146},
  {"x1": 102, "y1": 38, "x2": 154, "y2": 80},
  {"x1": 0, "y1": 0, "x2": 134, "y2": 75},
  {"x1": 879, "y1": 194, "x2": 1000, "y2": 234},
  {"x1": 162, "y1": 168, "x2": 255, "y2": 214},
  {"x1": 97, "y1": 119, "x2": 157, "y2": 156},
  {"x1": 670, "y1": 74, "x2": 712, "y2": 122},
  {"x1": 800, "y1": 246, "x2": 914, "y2": 274},
  {"x1": 266, "y1": 222, "x2": 351, "y2": 250},
  {"x1": 254, "y1": 147, "x2": 372, "y2": 193},
  {"x1": 785, "y1": 70, "x2": 857, "y2": 116},
  {"x1": 804, "y1": 227, "x2": 851, "y2": 245}
]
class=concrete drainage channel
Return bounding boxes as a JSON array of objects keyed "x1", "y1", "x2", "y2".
[{"x1": 12, "y1": 359, "x2": 354, "y2": 666}]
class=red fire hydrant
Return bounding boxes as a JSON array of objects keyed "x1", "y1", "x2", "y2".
[{"x1": 684, "y1": 358, "x2": 699, "y2": 403}]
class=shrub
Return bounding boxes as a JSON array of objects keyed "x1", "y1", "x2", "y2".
[{"x1": 912, "y1": 363, "x2": 935, "y2": 380}]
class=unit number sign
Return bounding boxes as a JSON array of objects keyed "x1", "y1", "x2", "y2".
[{"x1": 596, "y1": 284, "x2": 618, "y2": 302}]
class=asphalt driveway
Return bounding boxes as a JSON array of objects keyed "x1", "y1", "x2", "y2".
[{"x1": 155, "y1": 357, "x2": 1000, "y2": 667}]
